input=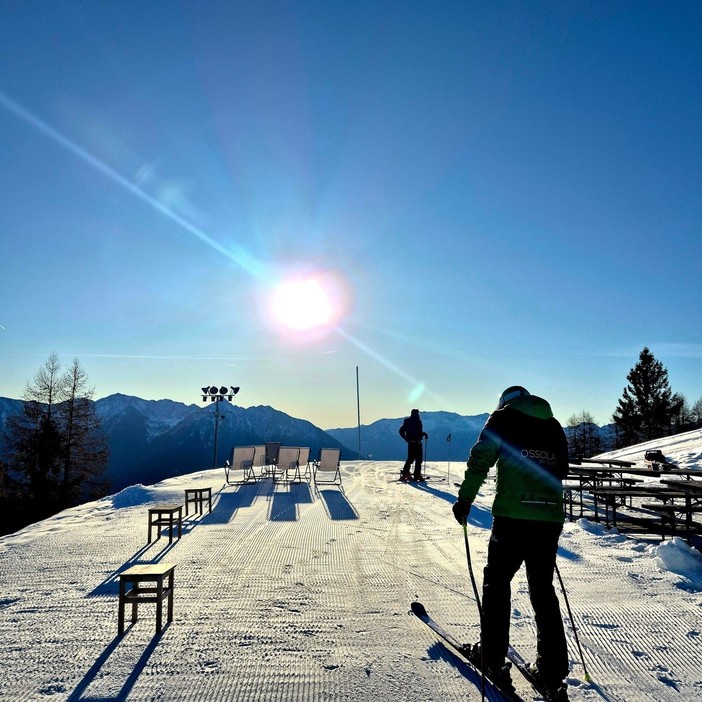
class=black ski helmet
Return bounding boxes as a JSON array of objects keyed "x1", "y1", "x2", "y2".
[{"x1": 497, "y1": 386, "x2": 529, "y2": 409}]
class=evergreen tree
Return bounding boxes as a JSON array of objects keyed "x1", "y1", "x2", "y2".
[
  {"x1": 2, "y1": 354, "x2": 109, "y2": 532},
  {"x1": 57, "y1": 358, "x2": 109, "y2": 506},
  {"x1": 4, "y1": 354, "x2": 65, "y2": 519},
  {"x1": 566, "y1": 411, "x2": 602, "y2": 458},
  {"x1": 670, "y1": 393, "x2": 693, "y2": 434},
  {"x1": 691, "y1": 398, "x2": 702, "y2": 429},
  {"x1": 612, "y1": 347, "x2": 680, "y2": 446}
]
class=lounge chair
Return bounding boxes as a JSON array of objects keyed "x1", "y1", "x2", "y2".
[
  {"x1": 272, "y1": 446, "x2": 301, "y2": 484},
  {"x1": 312, "y1": 448, "x2": 342, "y2": 492},
  {"x1": 251, "y1": 445, "x2": 267, "y2": 477},
  {"x1": 224, "y1": 446, "x2": 256, "y2": 484},
  {"x1": 298, "y1": 446, "x2": 311, "y2": 480}
]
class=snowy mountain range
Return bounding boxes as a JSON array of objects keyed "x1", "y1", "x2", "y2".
[
  {"x1": 326, "y1": 410, "x2": 490, "y2": 461},
  {"x1": 0, "y1": 394, "x2": 616, "y2": 490},
  {"x1": 0, "y1": 394, "x2": 354, "y2": 491}
]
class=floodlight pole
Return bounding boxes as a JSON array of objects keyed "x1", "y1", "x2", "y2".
[
  {"x1": 200, "y1": 385, "x2": 240, "y2": 470},
  {"x1": 212, "y1": 397, "x2": 224, "y2": 470}
]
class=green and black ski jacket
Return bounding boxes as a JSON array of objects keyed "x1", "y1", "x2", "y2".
[{"x1": 458, "y1": 394, "x2": 569, "y2": 523}]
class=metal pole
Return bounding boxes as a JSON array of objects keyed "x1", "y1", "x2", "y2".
[
  {"x1": 447, "y1": 433, "x2": 452, "y2": 483},
  {"x1": 212, "y1": 398, "x2": 221, "y2": 470},
  {"x1": 356, "y1": 366, "x2": 361, "y2": 459},
  {"x1": 463, "y1": 520, "x2": 485, "y2": 700},
  {"x1": 201, "y1": 385, "x2": 239, "y2": 471}
]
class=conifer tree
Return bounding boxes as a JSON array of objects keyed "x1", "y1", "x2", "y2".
[
  {"x1": 57, "y1": 358, "x2": 109, "y2": 505},
  {"x1": 612, "y1": 347, "x2": 681, "y2": 446},
  {"x1": 566, "y1": 411, "x2": 602, "y2": 457},
  {"x1": 2, "y1": 354, "x2": 109, "y2": 530},
  {"x1": 4, "y1": 354, "x2": 65, "y2": 517}
]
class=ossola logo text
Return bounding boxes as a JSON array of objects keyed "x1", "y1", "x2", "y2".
[{"x1": 521, "y1": 448, "x2": 557, "y2": 464}]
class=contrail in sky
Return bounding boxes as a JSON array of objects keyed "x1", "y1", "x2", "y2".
[
  {"x1": 0, "y1": 91, "x2": 266, "y2": 278},
  {"x1": 1, "y1": 91, "x2": 439, "y2": 401}
]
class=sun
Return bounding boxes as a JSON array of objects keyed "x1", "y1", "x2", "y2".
[{"x1": 272, "y1": 278, "x2": 333, "y2": 330}]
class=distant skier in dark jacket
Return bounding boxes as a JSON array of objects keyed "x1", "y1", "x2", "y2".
[
  {"x1": 452, "y1": 386, "x2": 570, "y2": 702},
  {"x1": 399, "y1": 408, "x2": 428, "y2": 481}
]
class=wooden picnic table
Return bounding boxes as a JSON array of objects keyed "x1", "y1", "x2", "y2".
[
  {"x1": 564, "y1": 464, "x2": 700, "y2": 519},
  {"x1": 570, "y1": 457, "x2": 636, "y2": 468},
  {"x1": 660, "y1": 478, "x2": 702, "y2": 536},
  {"x1": 569, "y1": 465, "x2": 697, "y2": 481},
  {"x1": 590, "y1": 485, "x2": 687, "y2": 531},
  {"x1": 610, "y1": 466, "x2": 698, "y2": 480},
  {"x1": 564, "y1": 466, "x2": 644, "y2": 519}
]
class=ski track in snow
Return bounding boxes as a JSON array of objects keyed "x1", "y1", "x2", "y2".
[{"x1": 0, "y1": 458, "x2": 701, "y2": 701}]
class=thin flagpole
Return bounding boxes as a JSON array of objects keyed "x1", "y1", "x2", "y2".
[
  {"x1": 356, "y1": 366, "x2": 361, "y2": 459},
  {"x1": 447, "y1": 433, "x2": 452, "y2": 483}
]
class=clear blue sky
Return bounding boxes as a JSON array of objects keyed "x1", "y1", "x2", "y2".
[{"x1": 1, "y1": 1, "x2": 700, "y2": 429}]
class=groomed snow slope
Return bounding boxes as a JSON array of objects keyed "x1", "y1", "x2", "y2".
[{"x1": 1, "y1": 431, "x2": 701, "y2": 701}]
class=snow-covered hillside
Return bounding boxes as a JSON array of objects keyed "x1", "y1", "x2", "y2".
[
  {"x1": 595, "y1": 428, "x2": 702, "y2": 471},
  {"x1": 0, "y1": 433, "x2": 700, "y2": 701}
]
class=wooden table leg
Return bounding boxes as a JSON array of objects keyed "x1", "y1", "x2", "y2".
[
  {"x1": 167, "y1": 569, "x2": 174, "y2": 625},
  {"x1": 118, "y1": 577, "x2": 126, "y2": 635},
  {"x1": 156, "y1": 576, "x2": 163, "y2": 633}
]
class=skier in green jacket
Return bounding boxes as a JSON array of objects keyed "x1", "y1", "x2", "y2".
[{"x1": 452, "y1": 386, "x2": 570, "y2": 702}]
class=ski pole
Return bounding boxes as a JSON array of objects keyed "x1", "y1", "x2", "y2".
[
  {"x1": 463, "y1": 519, "x2": 486, "y2": 701},
  {"x1": 555, "y1": 562, "x2": 591, "y2": 682}
]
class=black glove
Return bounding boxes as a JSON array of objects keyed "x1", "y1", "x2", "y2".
[
  {"x1": 452, "y1": 498, "x2": 472, "y2": 524},
  {"x1": 423, "y1": 432, "x2": 428, "y2": 439}
]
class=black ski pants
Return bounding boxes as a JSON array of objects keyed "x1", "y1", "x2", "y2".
[
  {"x1": 480, "y1": 516, "x2": 568, "y2": 682},
  {"x1": 402, "y1": 440, "x2": 423, "y2": 477}
]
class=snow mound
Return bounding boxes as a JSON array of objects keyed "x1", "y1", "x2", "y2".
[
  {"x1": 109, "y1": 484, "x2": 153, "y2": 509},
  {"x1": 576, "y1": 518, "x2": 607, "y2": 535},
  {"x1": 654, "y1": 537, "x2": 702, "y2": 579}
]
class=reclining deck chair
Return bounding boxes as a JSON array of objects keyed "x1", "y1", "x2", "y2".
[
  {"x1": 251, "y1": 445, "x2": 267, "y2": 477},
  {"x1": 297, "y1": 446, "x2": 311, "y2": 481},
  {"x1": 225, "y1": 446, "x2": 257, "y2": 484},
  {"x1": 272, "y1": 446, "x2": 301, "y2": 484},
  {"x1": 265, "y1": 442, "x2": 281, "y2": 474},
  {"x1": 312, "y1": 448, "x2": 342, "y2": 492}
]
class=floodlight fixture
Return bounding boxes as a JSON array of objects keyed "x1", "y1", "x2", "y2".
[
  {"x1": 198, "y1": 384, "x2": 241, "y2": 470},
  {"x1": 200, "y1": 384, "x2": 240, "y2": 403}
]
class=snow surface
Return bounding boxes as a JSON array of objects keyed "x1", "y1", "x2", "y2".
[{"x1": 1, "y1": 431, "x2": 701, "y2": 701}]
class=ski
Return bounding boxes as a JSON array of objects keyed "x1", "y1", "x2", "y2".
[
  {"x1": 411, "y1": 602, "x2": 568, "y2": 702},
  {"x1": 505, "y1": 646, "x2": 568, "y2": 702},
  {"x1": 410, "y1": 601, "x2": 527, "y2": 702},
  {"x1": 394, "y1": 475, "x2": 447, "y2": 483}
]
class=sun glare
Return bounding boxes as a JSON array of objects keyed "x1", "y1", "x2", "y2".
[{"x1": 272, "y1": 278, "x2": 333, "y2": 330}]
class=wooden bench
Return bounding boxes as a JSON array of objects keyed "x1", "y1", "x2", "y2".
[
  {"x1": 640, "y1": 503, "x2": 702, "y2": 538},
  {"x1": 118, "y1": 563, "x2": 175, "y2": 635},
  {"x1": 591, "y1": 486, "x2": 686, "y2": 529},
  {"x1": 563, "y1": 476, "x2": 643, "y2": 521}
]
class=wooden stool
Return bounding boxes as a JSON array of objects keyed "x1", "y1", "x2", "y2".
[
  {"x1": 118, "y1": 563, "x2": 175, "y2": 635},
  {"x1": 184, "y1": 487, "x2": 212, "y2": 516},
  {"x1": 148, "y1": 505, "x2": 183, "y2": 543}
]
